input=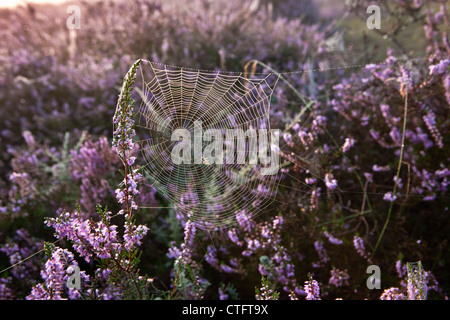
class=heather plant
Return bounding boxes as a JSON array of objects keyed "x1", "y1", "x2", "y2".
[{"x1": 0, "y1": 0, "x2": 449, "y2": 301}]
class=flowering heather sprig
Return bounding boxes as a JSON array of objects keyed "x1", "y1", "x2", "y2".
[
  {"x1": 312, "y1": 240, "x2": 330, "y2": 268},
  {"x1": 324, "y1": 173, "x2": 338, "y2": 190},
  {"x1": 304, "y1": 275, "x2": 321, "y2": 300},
  {"x1": 383, "y1": 191, "x2": 397, "y2": 202},
  {"x1": 323, "y1": 231, "x2": 343, "y2": 245},
  {"x1": 422, "y1": 109, "x2": 444, "y2": 149},
  {"x1": 112, "y1": 59, "x2": 140, "y2": 162},
  {"x1": 288, "y1": 290, "x2": 299, "y2": 300},
  {"x1": 115, "y1": 171, "x2": 143, "y2": 215},
  {"x1": 444, "y1": 74, "x2": 450, "y2": 106},
  {"x1": 169, "y1": 213, "x2": 209, "y2": 300},
  {"x1": 218, "y1": 286, "x2": 228, "y2": 300},
  {"x1": 255, "y1": 276, "x2": 280, "y2": 300},
  {"x1": 0, "y1": 277, "x2": 14, "y2": 300},
  {"x1": 123, "y1": 219, "x2": 149, "y2": 252},
  {"x1": 342, "y1": 137, "x2": 355, "y2": 153},
  {"x1": 45, "y1": 208, "x2": 121, "y2": 262},
  {"x1": 179, "y1": 215, "x2": 197, "y2": 265},
  {"x1": 0, "y1": 228, "x2": 42, "y2": 282},
  {"x1": 112, "y1": 59, "x2": 141, "y2": 219},
  {"x1": 329, "y1": 268, "x2": 350, "y2": 287},
  {"x1": 353, "y1": 235, "x2": 371, "y2": 262},
  {"x1": 428, "y1": 59, "x2": 450, "y2": 76},
  {"x1": 380, "y1": 287, "x2": 406, "y2": 300},
  {"x1": 396, "y1": 259, "x2": 407, "y2": 279}
]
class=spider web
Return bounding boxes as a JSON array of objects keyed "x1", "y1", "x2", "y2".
[{"x1": 131, "y1": 60, "x2": 281, "y2": 230}]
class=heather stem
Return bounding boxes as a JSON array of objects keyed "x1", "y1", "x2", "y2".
[{"x1": 373, "y1": 82, "x2": 409, "y2": 256}]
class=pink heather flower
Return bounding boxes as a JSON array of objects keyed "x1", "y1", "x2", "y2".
[
  {"x1": 22, "y1": 130, "x2": 36, "y2": 149},
  {"x1": 305, "y1": 177, "x2": 316, "y2": 184},
  {"x1": 45, "y1": 210, "x2": 122, "y2": 263},
  {"x1": 127, "y1": 156, "x2": 136, "y2": 166},
  {"x1": 283, "y1": 132, "x2": 292, "y2": 143},
  {"x1": 115, "y1": 189, "x2": 125, "y2": 203},
  {"x1": 364, "y1": 172, "x2": 373, "y2": 182},
  {"x1": 373, "y1": 164, "x2": 390, "y2": 172},
  {"x1": 218, "y1": 287, "x2": 228, "y2": 300},
  {"x1": 220, "y1": 264, "x2": 235, "y2": 273},
  {"x1": 383, "y1": 191, "x2": 397, "y2": 202},
  {"x1": 396, "y1": 260, "x2": 407, "y2": 278},
  {"x1": 313, "y1": 240, "x2": 329, "y2": 267},
  {"x1": 393, "y1": 176, "x2": 403, "y2": 189},
  {"x1": 324, "y1": 173, "x2": 338, "y2": 190},
  {"x1": 169, "y1": 215, "x2": 197, "y2": 266},
  {"x1": 235, "y1": 209, "x2": 254, "y2": 231},
  {"x1": 329, "y1": 268, "x2": 350, "y2": 287},
  {"x1": 429, "y1": 59, "x2": 450, "y2": 76},
  {"x1": 380, "y1": 287, "x2": 406, "y2": 300},
  {"x1": 313, "y1": 115, "x2": 327, "y2": 127},
  {"x1": 353, "y1": 235, "x2": 371, "y2": 261},
  {"x1": 289, "y1": 291, "x2": 299, "y2": 300},
  {"x1": 205, "y1": 245, "x2": 219, "y2": 268},
  {"x1": 323, "y1": 231, "x2": 343, "y2": 245},
  {"x1": 304, "y1": 277, "x2": 321, "y2": 300},
  {"x1": 423, "y1": 110, "x2": 444, "y2": 149},
  {"x1": 227, "y1": 228, "x2": 242, "y2": 246},
  {"x1": 124, "y1": 220, "x2": 149, "y2": 251},
  {"x1": 27, "y1": 247, "x2": 89, "y2": 300},
  {"x1": 342, "y1": 137, "x2": 355, "y2": 153}
]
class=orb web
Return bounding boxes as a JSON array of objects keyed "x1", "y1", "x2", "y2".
[{"x1": 130, "y1": 60, "x2": 281, "y2": 229}]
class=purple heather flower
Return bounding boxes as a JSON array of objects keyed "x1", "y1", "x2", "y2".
[
  {"x1": 429, "y1": 59, "x2": 450, "y2": 76},
  {"x1": 218, "y1": 287, "x2": 228, "y2": 300},
  {"x1": 283, "y1": 132, "x2": 292, "y2": 143},
  {"x1": 323, "y1": 231, "x2": 343, "y2": 245},
  {"x1": 220, "y1": 264, "x2": 234, "y2": 273},
  {"x1": 305, "y1": 177, "x2": 316, "y2": 184},
  {"x1": 396, "y1": 260, "x2": 407, "y2": 278},
  {"x1": 227, "y1": 228, "x2": 242, "y2": 245},
  {"x1": 235, "y1": 209, "x2": 254, "y2": 231},
  {"x1": 27, "y1": 247, "x2": 89, "y2": 300},
  {"x1": 313, "y1": 240, "x2": 329, "y2": 267},
  {"x1": 45, "y1": 210, "x2": 123, "y2": 262},
  {"x1": 373, "y1": 164, "x2": 390, "y2": 172},
  {"x1": 127, "y1": 156, "x2": 136, "y2": 166},
  {"x1": 329, "y1": 268, "x2": 350, "y2": 287},
  {"x1": 353, "y1": 236, "x2": 371, "y2": 261},
  {"x1": 342, "y1": 137, "x2": 355, "y2": 153},
  {"x1": 423, "y1": 110, "x2": 444, "y2": 149},
  {"x1": 364, "y1": 172, "x2": 373, "y2": 182},
  {"x1": 393, "y1": 176, "x2": 404, "y2": 189},
  {"x1": 380, "y1": 287, "x2": 406, "y2": 300},
  {"x1": 383, "y1": 191, "x2": 398, "y2": 202},
  {"x1": 324, "y1": 173, "x2": 338, "y2": 190},
  {"x1": 124, "y1": 220, "x2": 149, "y2": 251},
  {"x1": 205, "y1": 245, "x2": 219, "y2": 268}
]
